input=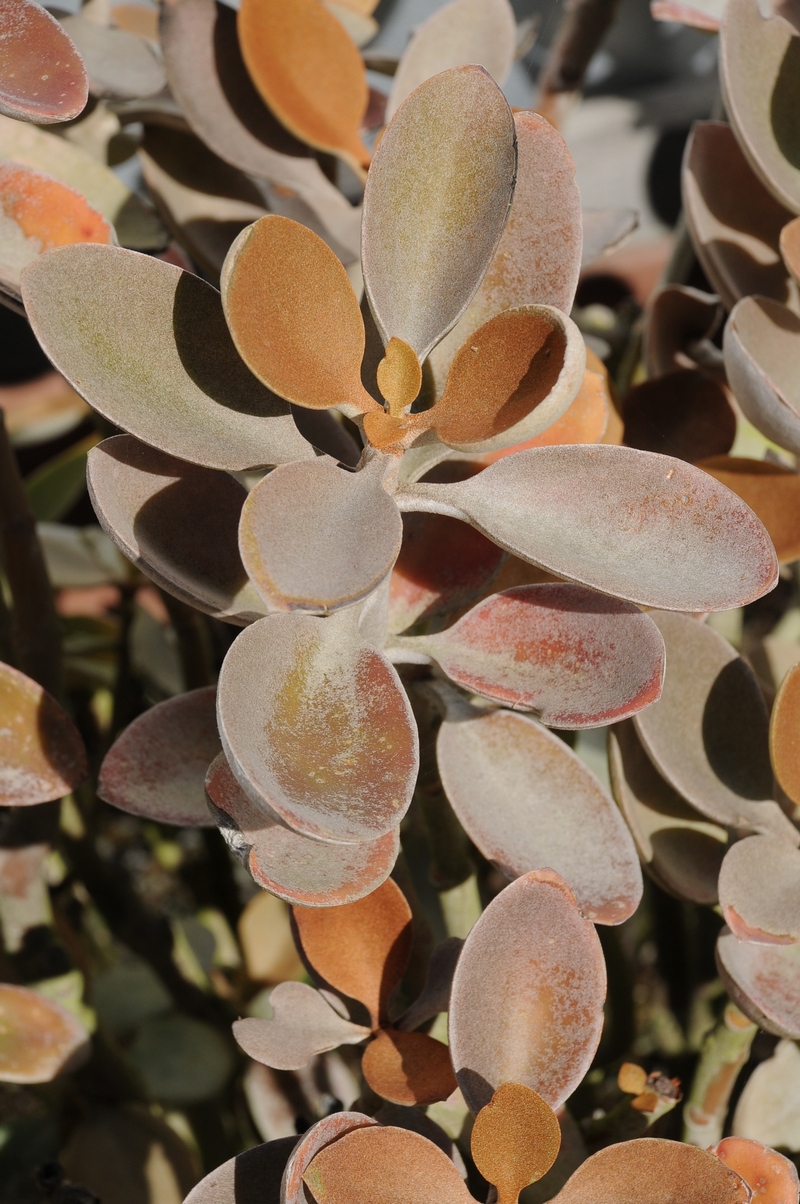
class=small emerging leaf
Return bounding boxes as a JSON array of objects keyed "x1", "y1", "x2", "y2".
[{"x1": 471, "y1": 1083, "x2": 561, "y2": 1204}]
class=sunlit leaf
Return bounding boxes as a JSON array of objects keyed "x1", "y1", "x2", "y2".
[
  {"x1": 581, "y1": 206, "x2": 638, "y2": 267},
  {"x1": 471, "y1": 1083, "x2": 561, "y2": 1204},
  {"x1": 60, "y1": 15, "x2": 165, "y2": 100},
  {"x1": 782, "y1": 216, "x2": 800, "y2": 284},
  {"x1": 237, "y1": 890, "x2": 305, "y2": 983},
  {"x1": 551, "y1": 1138, "x2": 750, "y2": 1204},
  {"x1": 0, "y1": 661, "x2": 86, "y2": 805},
  {"x1": 0, "y1": 983, "x2": 89, "y2": 1083},
  {"x1": 710, "y1": 1137, "x2": 799, "y2": 1204},
  {"x1": 719, "y1": 834, "x2": 800, "y2": 944},
  {"x1": 0, "y1": 0, "x2": 87, "y2": 124},
  {"x1": 185, "y1": 1134, "x2": 297, "y2": 1204},
  {"x1": 283, "y1": 1114, "x2": 380, "y2": 1204},
  {"x1": 233, "y1": 982, "x2": 371, "y2": 1070},
  {"x1": 361, "y1": 1029, "x2": 457, "y2": 1106},
  {"x1": 645, "y1": 284, "x2": 723, "y2": 378},
  {"x1": 717, "y1": 927, "x2": 800, "y2": 1038},
  {"x1": 698, "y1": 456, "x2": 800, "y2": 564},
  {"x1": 771, "y1": 660, "x2": 800, "y2": 806},
  {"x1": 622, "y1": 369, "x2": 735, "y2": 462},
  {"x1": 724, "y1": 295, "x2": 800, "y2": 456},
  {"x1": 733, "y1": 1039, "x2": 800, "y2": 1151}
]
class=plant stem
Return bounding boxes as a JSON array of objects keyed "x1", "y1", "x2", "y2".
[
  {"x1": 682, "y1": 1002, "x2": 757, "y2": 1147},
  {"x1": 536, "y1": 0, "x2": 625, "y2": 124}
]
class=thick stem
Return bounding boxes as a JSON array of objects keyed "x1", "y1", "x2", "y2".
[
  {"x1": 682, "y1": 1002, "x2": 757, "y2": 1147},
  {"x1": 536, "y1": 0, "x2": 624, "y2": 124}
]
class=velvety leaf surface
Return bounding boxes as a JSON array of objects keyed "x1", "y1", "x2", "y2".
[
  {"x1": 99, "y1": 687, "x2": 219, "y2": 827},
  {"x1": 551, "y1": 1138, "x2": 751, "y2": 1204},
  {"x1": 282, "y1": 1114, "x2": 380, "y2": 1204},
  {"x1": 645, "y1": 285, "x2": 723, "y2": 378},
  {"x1": 0, "y1": 0, "x2": 87, "y2": 124},
  {"x1": 399, "y1": 445, "x2": 778, "y2": 612},
  {"x1": 698, "y1": 456, "x2": 800, "y2": 564},
  {"x1": 474, "y1": 360, "x2": 610, "y2": 457},
  {"x1": 0, "y1": 661, "x2": 87, "y2": 805},
  {"x1": 22, "y1": 245, "x2": 312, "y2": 471},
  {"x1": 361, "y1": 1029, "x2": 457, "y2": 1106},
  {"x1": 719, "y1": 834, "x2": 800, "y2": 944},
  {"x1": 184, "y1": 1134, "x2": 297, "y2": 1204},
  {"x1": 233, "y1": 983, "x2": 371, "y2": 1070},
  {"x1": 217, "y1": 613, "x2": 419, "y2": 843},
  {"x1": 771, "y1": 660, "x2": 800, "y2": 806},
  {"x1": 717, "y1": 927, "x2": 800, "y2": 1038},
  {"x1": 471, "y1": 1084, "x2": 561, "y2": 1204},
  {"x1": 362, "y1": 66, "x2": 516, "y2": 360},
  {"x1": 437, "y1": 705, "x2": 643, "y2": 923},
  {"x1": 622, "y1": 369, "x2": 736, "y2": 462},
  {"x1": 86, "y1": 436, "x2": 266, "y2": 624},
  {"x1": 724, "y1": 295, "x2": 800, "y2": 456},
  {"x1": 448, "y1": 869, "x2": 606, "y2": 1113},
  {"x1": 0, "y1": 984, "x2": 89, "y2": 1083},
  {"x1": 292, "y1": 877, "x2": 413, "y2": 1027},
  {"x1": 60, "y1": 15, "x2": 165, "y2": 100},
  {"x1": 710, "y1": 1137, "x2": 799, "y2": 1204}
]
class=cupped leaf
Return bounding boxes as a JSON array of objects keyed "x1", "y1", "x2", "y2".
[
  {"x1": 634, "y1": 612, "x2": 797, "y2": 840},
  {"x1": 398, "y1": 445, "x2": 779, "y2": 612},
  {"x1": 437, "y1": 704, "x2": 643, "y2": 923},
  {"x1": 362, "y1": 65, "x2": 516, "y2": 361},
  {"x1": 217, "y1": 613, "x2": 419, "y2": 843},
  {"x1": 682, "y1": 121, "x2": 798, "y2": 312},
  {"x1": 717, "y1": 927, "x2": 800, "y2": 1038},
  {"x1": 238, "y1": 0, "x2": 369, "y2": 174},
  {"x1": 283, "y1": 1114, "x2": 380, "y2": 1204},
  {"x1": 551, "y1": 1138, "x2": 751, "y2": 1204},
  {"x1": 0, "y1": 661, "x2": 87, "y2": 805},
  {"x1": 698, "y1": 456, "x2": 800, "y2": 564},
  {"x1": 771, "y1": 660, "x2": 800, "y2": 806},
  {"x1": 233, "y1": 982, "x2": 371, "y2": 1070},
  {"x1": 60, "y1": 15, "x2": 165, "y2": 101},
  {"x1": 22, "y1": 245, "x2": 312, "y2": 471},
  {"x1": 719, "y1": 834, "x2": 800, "y2": 944},
  {"x1": 448, "y1": 869, "x2": 606, "y2": 1113},
  {"x1": 782, "y1": 216, "x2": 800, "y2": 284},
  {"x1": 0, "y1": 984, "x2": 89, "y2": 1083},
  {"x1": 471, "y1": 1084, "x2": 561, "y2": 1204},
  {"x1": 645, "y1": 285, "x2": 723, "y2": 378},
  {"x1": 608, "y1": 720, "x2": 729, "y2": 906},
  {"x1": 99, "y1": 687, "x2": 219, "y2": 827},
  {"x1": 184, "y1": 1135, "x2": 297, "y2": 1204},
  {"x1": 86, "y1": 436, "x2": 266, "y2": 624},
  {"x1": 207, "y1": 753, "x2": 400, "y2": 907},
  {"x1": 292, "y1": 877, "x2": 412, "y2": 1028},
  {"x1": 400, "y1": 584, "x2": 663, "y2": 727},
  {"x1": 0, "y1": 0, "x2": 87, "y2": 124},
  {"x1": 724, "y1": 295, "x2": 800, "y2": 456},
  {"x1": 361, "y1": 1029, "x2": 457, "y2": 1106},
  {"x1": 710, "y1": 1137, "x2": 799, "y2": 1204}
]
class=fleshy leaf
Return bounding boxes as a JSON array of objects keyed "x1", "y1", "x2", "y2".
[
  {"x1": 471, "y1": 1083, "x2": 561, "y2": 1204},
  {"x1": 282, "y1": 1114, "x2": 380, "y2": 1204},
  {"x1": 99, "y1": 688, "x2": 219, "y2": 827},
  {"x1": 207, "y1": 753, "x2": 399, "y2": 907},
  {"x1": 233, "y1": 983, "x2": 371, "y2": 1070},
  {"x1": 86, "y1": 436, "x2": 267, "y2": 624},
  {"x1": 724, "y1": 295, "x2": 800, "y2": 456},
  {"x1": 217, "y1": 613, "x2": 419, "y2": 843},
  {"x1": 398, "y1": 445, "x2": 779, "y2": 612},
  {"x1": 698, "y1": 456, "x2": 800, "y2": 565},
  {"x1": 551, "y1": 1138, "x2": 751, "y2": 1204},
  {"x1": 771, "y1": 660, "x2": 800, "y2": 806},
  {"x1": 0, "y1": 984, "x2": 89, "y2": 1083},
  {"x1": 0, "y1": 0, "x2": 87, "y2": 124},
  {"x1": 622, "y1": 369, "x2": 735, "y2": 462},
  {"x1": 448, "y1": 869, "x2": 606, "y2": 1113},
  {"x1": 437, "y1": 704, "x2": 643, "y2": 923},
  {"x1": 733, "y1": 1040, "x2": 800, "y2": 1151},
  {"x1": 361, "y1": 1029, "x2": 457, "y2": 1106},
  {"x1": 362, "y1": 66, "x2": 516, "y2": 361},
  {"x1": 710, "y1": 1137, "x2": 799, "y2": 1204},
  {"x1": 292, "y1": 877, "x2": 412, "y2": 1027},
  {"x1": 717, "y1": 927, "x2": 800, "y2": 1038},
  {"x1": 0, "y1": 661, "x2": 87, "y2": 805},
  {"x1": 184, "y1": 1135, "x2": 297, "y2": 1204},
  {"x1": 783, "y1": 216, "x2": 800, "y2": 284},
  {"x1": 719, "y1": 834, "x2": 800, "y2": 944},
  {"x1": 633, "y1": 612, "x2": 797, "y2": 840},
  {"x1": 645, "y1": 285, "x2": 723, "y2": 378},
  {"x1": 22, "y1": 245, "x2": 312, "y2": 471},
  {"x1": 60, "y1": 15, "x2": 165, "y2": 101}
]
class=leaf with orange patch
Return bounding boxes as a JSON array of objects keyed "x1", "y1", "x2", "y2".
[
  {"x1": 362, "y1": 1029, "x2": 457, "y2": 1106},
  {"x1": 717, "y1": 927, "x2": 800, "y2": 1038},
  {"x1": 0, "y1": 661, "x2": 86, "y2": 806},
  {"x1": 282, "y1": 1114, "x2": 380, "y2": 1204},
  {"x1": 0, "y1": 984, "x2": 89, "y2": 1083},
  {"x1": 710, "y1": 1137, "x2": 799, "y2": 1204},
  {"x1": 719, "y1": 835, "x2": 800, "y2": 944},
  {"x1": 771, "y1": 659, "x2": 800, "y2": 806}
]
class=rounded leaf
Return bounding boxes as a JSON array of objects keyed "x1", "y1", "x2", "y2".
[
  {"x1": 725, "y1": 294, "x2": 800, "y2": 456},
  {"x1": 771, "y1": 660, "x2": 800, "y2": 806},
  {"x1": 698, "y1": 456, "x2": 800, "y2": 564},
  {"x1": 283, "y1": 1114, "x2": 380, "y2": 1204},
  {"x1": 782, "y1": 215, "x2": 800, "y2": 284},
  {"x1": 719, "y1": 834, "x2": 800, "y2": 944},
  {"x1": 0, "y1": 984, "x2": 89, "y2": 1084},
  {"x1": 0, "y1": 661, "x2": 86, "y2": 805},
  {"x1": 361, "y1": 1029, "x2": 457, "y2": 1106},
  {"x1": 185, "y1": 1135, "x2": 297, "y2": 1204},
  {"x1": 471, "y1": 1083, "x2": 561, "y2": 1204},
  {"x1": 717, "y1": 927, "x2": 800, "y2": 1038},
  {"x1": 60, "y1": 16, "x2": 165, "y2": 101},
  {"x1": 0, "y1": 0, "x2": 87, "y2": 124},
  {"x1": 710, "y1": 1137, "x2": 799, "y2": 1204},
  {"x1": 551, "y1": 1138, "x2": 750, "y2": 1204},
  {"x1": 233, "y1": 982, "x2": 371, "y2": 1070}
]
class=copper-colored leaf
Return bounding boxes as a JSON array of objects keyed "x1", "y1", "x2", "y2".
[
  {"x1": 99, "y1": 688, "x2": 219, "y2": 827},
  {"x1": 238, "y1": 0, "x2": 369, "y2": 174},
  {"x1": 86, "y1": 436, "x2": 266, "y2": 624},
  {"x1": 21, "y1": 245, "x2": 312, "y2": 471},
  {"x1": 782, "y1": 216, "x2": 800, "y2": 284},
  {"x1": 217, "y1": 613, "x2": 419, "y2": 843},
  {"x1": 724, "y1": 295, "x2": 800, "y2": 456},
  {"x1": 471, "y1": 1083, "x2": 561, "y2": 1204},
  {"x1": 645, "y1": 285, "x2": 723, "y2": 378},
  {"x1": 282, "y1": 1114, "x2": 380, "y2": 1204},
  {"x1": 0, "y1": 0, "x2": 87, "y2": 125},
  {"x1": 0, "y1": 983, "x2": 89, "y2": 1083},
  {"x1": 233, "y1": 983, "x2": 371, "y2": 1070},
  {"x1": 771, "y1": 660, "x2": 800, "y2": 806},
  {"x1": 698, "y1": 456, "x2": 800, "y2": 564},
  {"x1": 719, "y1": 835, "x2": 800, "y2": 945},
  {"x1": 60, "y1": 15, "x2": 165, "y2": 101},
  {"x1": 399, "y1": 445, "x2": 778, "y2": 612},
  {"x1": 551, "y1": 1138, "x2": 751, "y2": 1204},
  {"x1": 185, "y1": 1134, "x2": 297, "y2": 1204},
  {"x1": 437, "y1": 705, "x2": 643, "y2": 923},
  {"x1": 711, "y1": 1137, "x2": 799, "y2": 1204},
  {"x1": 0, "y1": 661, "x2": 86, "y2": 806},
  {"x1": 448, "y1": 869, "x2": 606, "y2": 1113},
  {"x1": 361, "y1": 1029, "x2": 457, "y2": 1106},
  {"x1": 717, "y1": 927, "x2": 800, "y2": 1038},
  {"x1": 622, "y1": 369, "x2": 735, "y2": 463},
  {"x1": 362, "y1": 66, "x2": 516, "y2": 361},
  {"x1": 292, "y1": 877, "x2": 412, "y2": 1027}
]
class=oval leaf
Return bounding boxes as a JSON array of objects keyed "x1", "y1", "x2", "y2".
[
  {"x1": 710, "y1": 1137, "x2": 799, "y2": 1204},
  {"x1": 471, "y1": 1083, "x2": 561, "y2": 1204},
  {"x1": 361, "y1": 1029, "x2": 457, "y2": 1106},
  {"x1": 185, "y1": 1135, "x2": 297, "y2": 1204},
  {"x1": 233, "y1": 982, "x2": 371, "y2": 1070},
  {"x1": 719, "y1": 834, "x2": 800, "y2": 944},
  {"x1": 782, "y1": 215, "x2": 800, "y2": 284},
  {"x1": 717, "y1": 927, "x2": 800, "y2": 1038},
  {"x1": 0, "y1": 661, "x2": 86, "y2": 805},
  {"x1": 771, "y1": 659, "x2": 800, "y2": 806},
  {"x1": 725, "y1": 294, "x2": 800, "y2": 456},
  {"x1": 699, "y1": 456, "x2": 800, "y2": 564},
  {"x1": 283, "y1": 1114, "x2": 380, "y2": 1204},
  {"x1": 60, "y1": 16, "x2": 165, "y2": 101},
  {"x1": 551, "y1": 1138, "x2": 750, "y2": 1204},
  {"x1": 0, "y1": 984, "x2": 89, "y2": 1083},
  {"x1": 0, "y1": 0, "x2": 87, "y2": 124}
]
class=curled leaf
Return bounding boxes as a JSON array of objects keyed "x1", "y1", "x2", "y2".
[
  {"x1": 471, "y1": 1083, "x2": 561, "y2": 1204},
  {"x1": 0, "y1": 0, "x2": 88, "y2": 124},
  {"x1": 698, "y1": 456, "x2": 800, "y2": 564},
  {"x1": 724, "y1": 294, "x2": 800, "y2": 456},
  {"x1": 710, "y1": 1137, "x2": 799, "y2": 1204},
  {"x1": 233, "y1": 982, "x2": 371, "y2": 1070},
  {"x1": 361, "y1": 1029, "x2": 457, "y2": 1106},
  {"x1": 551, "y1": 1138, "x2": 751, "y2": 1204},
  {"x1": 282, "y1": 1114, "x2": 380, "y2": 1204},
  {"x1": 0, "y1": 984, "x2": 89, "y2": 1083},
  {"x1": 717, "y1": 927, "x2": 800, "y2": 1038},
  {"x1": 0, "y1": 661, "x2": 86, "y2": 805},
  {"x1": 645, "y1": 285, "x2": 723, "y2": 378},
  {"x1": 719, "y1": 834, "x2": 800, "y2": 944}
]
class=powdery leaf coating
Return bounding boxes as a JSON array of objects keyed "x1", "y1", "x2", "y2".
[
  {"x1": 361, "y1": 1029, "x2": 457, "y2": 1106},
  {"x1": 634, "y1": 612, "x2": 796, "y2": 840},
  {"x1": 184, "y1": 1134, "x2": 297, "y2": 1204},
  {"x1": 471, "y1": 1084, "x2": 561, "y2": 1204},
  {"x1": 233, "y1": 983, "x2": 371, "y2": 1070},
  {"x1": 99, "y1": 687, "x2": 219, "y2": 827},
  {"x1": 622, "y1": 369, "x2": 736, "y2": 463},
  {"x1": 362, "y1": 66, "x2": 516, "y2": 361},
  {"x1": 0, "y1": 0, "x2": 87, "y2": 124},
  {"x1": 550, "y1": 1138, "x2": 751, "y2": 1204},
  {"x1": 719, "y1": 835, "x2": 800, "y2": 945},
  {"x1": 217, "y1": 614, "x2": 419, "y2": 843},
  {"x1": 0, "y1": 984, "x2": 89, "y2": 1084},
  {"x1": 237, "y1": 0, "x2": 369, "y2": 174},
  {"x1": 725, "y1": 296, "x2": 800, "y2": 456},
  {"x1": 206, "y1": 753, "x2": 399, "y2": 907},
  {"x1": 240, "y1": 458, "x2": 402, "y2": 614},
  {"x1": 783, "y1": 217, "x2": 800, "y2": 284},
  {"x1": 0, "y1": 661, "x2": 86, "y2": 806},
  {"x1": 448, "y1": 869, "x2": 606, "y2": 1114},
  {"x1": 698, "y1": 456, "x2": 800, "y2": 565},
  {"x1": 438, "y1": 706, "x2": 643, "y2": 923},
  {"x1": 429, "y1": 112, "x2": 582, "y2": 396},
  {"x1": 282, "y1": 1114, "x2": 380, "y2": 1204},
  {"x1": 386, "y1": 0, "x2": 516, "y2": 120},
  {"x1": 60, "y1": 16, "x2": 165, "y2": 101},
  {"x1": 292, "y1": 877, "x2": 413, "y2": 1027},
  {"x1": 303, "y1": 1125, "x2": 475, "y2": 1204},
  {"x1": 682, "y1": 122, "x2": 798, "y2": 313},
  {"x1": 21, "y1": 245, "x2": 311, "y2": 472},
  {"x1": 733, "y1": 1040, "x2": 800, "y2": 1151},
  {"x1": 711, "y1": 1136, "x2": 800, "y2": 1204},
  {"x1": 86, "y1": 436, "x2": 266, "y2": 625},
  {"x1": 721, "y1": 0, "x2": 800, "y2": 215},
  {"x1": 717, "y1": 927, "x2": 800, "y2": 1038},
  {"x1": 608, "y1": 720, "x2": 729, "y2": 906},
  {"x1": 771, "y1": 660, "x2": 800, "y2": 805},
  {"x1": 398, "y1": 446, "x2": 778, "y2": 613},
  {"x1": 645, "y1": 285, "x2": 723, "y2": 378}
]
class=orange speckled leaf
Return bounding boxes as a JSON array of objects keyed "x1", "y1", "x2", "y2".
[
  {"x1": 0, "y1": 984, "x2": 89, "y2": 1083},
  {"x1": 710, "y1": 1137, "x2": 799, "y2": 1204},
  {"x1": 782, "y1": 217, "x2": 800, "y2": 284},
  {"x1": 437, "y1": 705, "x2": 643, "y2": 923},
  {"x1": 471, "y1": 1083, "x2": 561, "y2": 1204},
  {"x1": 282, "y1": 1114, "x2": 380, "y2": 1204},
  {"x1": 725, "y1": 295, "x2": 800, "y2": 457},
  {"x1": 233, "y1": 982, "x2": 371, "y2": 1070},
  {"x1": 238, "y1": 0, "x2": 369, "y2": 173},
  {"x1": 719, "y1": 835, "x2": 800, "y2": 945},
  {"x1": 222, "y1": 215, "x2": 377, "y2": 415},
  {"x1": 551, "y1": 1138, "x2": 751, "y2": 1204},
  {"x1": 698, "y1": 456, "x2": 800, "y2": 565},
  {"x1": 0, "y1": 0, "x2": 87, "y2": 124},
  {"x1": 771, "y1": 660, "x2": 800, "y2": 805},
  {"x1": 292, "y1": 877, "x2": 412, "y2": 1027},
  {"x1": 0, "y1": 661, "x2": 86, "y2": 806},
  {"x1": 362, "y1": 66, "x2": 516, "y2": 361},
  {"x1": 99, "y1": 688, "x2": 219, "y2": 827},
  {"x1": 717, "y1": 928, "x2": 800, "y2": 1038},
  {"x1": 622, "y1": 369, "x2": 736, "y2": 463},
  {"x1": 645, "y1": 284, "x2": 723, "y2": 378},
  {"x1": 217, "y1": 613, "x2": 419, "y2": 844},
  {"x1": 448, "y1": 869, "x2": 606, "y2": 1113},
  {"x1": 184, "y1": 1135, "x2": 297, "y2": 1204},
  {"x1": 362, "y1": 1029, "x2": 457, "y2": 1106}
]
